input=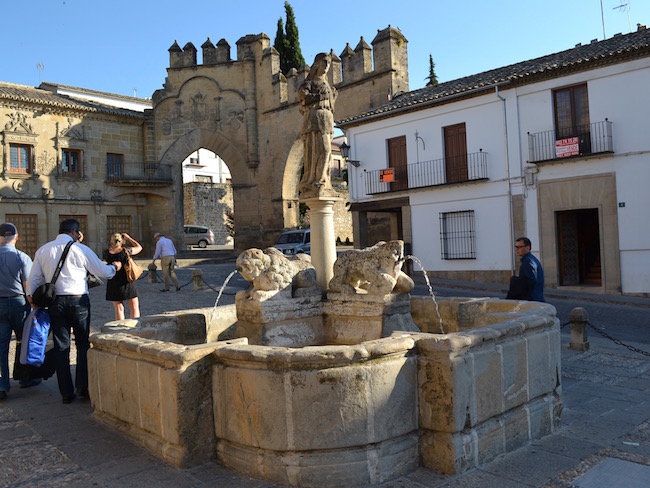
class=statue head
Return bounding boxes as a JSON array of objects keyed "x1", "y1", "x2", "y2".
[{"x1": 308, "y1": 53, "x2": 331, "y2": 79}]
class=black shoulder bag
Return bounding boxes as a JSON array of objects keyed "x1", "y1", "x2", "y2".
[{"x1": 31, "y1": 241, "x2": 74, "y2": 308}]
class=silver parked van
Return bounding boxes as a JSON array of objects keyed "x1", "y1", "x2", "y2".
[
  {"x1": 184, "y1": 225, "x2": 215, "y2": 248},
  {"x1": 273, "y1": 229, "x2": 310, "y2": 255}
]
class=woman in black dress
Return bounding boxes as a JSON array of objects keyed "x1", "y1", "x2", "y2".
[{"x1": 103, "y1": 233, "x2": 143, "y2": 320}]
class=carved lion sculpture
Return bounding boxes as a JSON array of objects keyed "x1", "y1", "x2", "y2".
[
  {"x1": 328, "y1": 240, "x2": 414, "y2": 296},
  {"x1": 236, "y1": 247, "x2": 321, "y2": 300}
]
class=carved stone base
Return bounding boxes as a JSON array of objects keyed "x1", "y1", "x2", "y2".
[
  {"x1": 235, "y1": 295, "x2": 324, "y2": 347},
  {"x1": 324, "y1": 293, "x2": 420, "y2": 345}
]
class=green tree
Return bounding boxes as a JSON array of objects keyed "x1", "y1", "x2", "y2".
[
  {"x1": 284, "y1": 2, "x2": 304, "y2": 71},
  {"x1": 426, "y1": 54, "x2": 439, "y2": 87},
  {"x1": 273, "y1": 1, "x2": 305, "y2": 74},
  {"x1": 274, "y1": 17, "x2": 290, "y2": 74}
]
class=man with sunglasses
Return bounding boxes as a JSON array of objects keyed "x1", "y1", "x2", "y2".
[
  {"x1": 27, "y1": 219, "x2": 121, "y2": 404},
  {"x1": 510, "y1": 237, "x2": 545, "y2": 302}
]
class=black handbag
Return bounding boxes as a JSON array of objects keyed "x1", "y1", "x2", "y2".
[{"x1": 31, "y1": 241, "x2": 74, "y2": 308}]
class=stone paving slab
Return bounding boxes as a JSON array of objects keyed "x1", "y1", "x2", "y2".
[{"x1": 573, "y1": 457, "x2": 650, "y2": 488}]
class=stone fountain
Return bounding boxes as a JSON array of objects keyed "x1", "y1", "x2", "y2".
[{"x1": 87, "y1": 53, "x2": 562, "y2": 487}]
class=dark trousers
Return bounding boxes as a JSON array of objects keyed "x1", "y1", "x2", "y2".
[
  {"x1": 48, "y1": 294, "x2": 90, "y2": 398},
  {"x1": 0, "y1": 296, "x2": 30, "y2": 392}
]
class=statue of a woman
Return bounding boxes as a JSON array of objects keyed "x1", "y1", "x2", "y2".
[{"x1": 298, "y1": 53, "x2": 338, "y2": 199}]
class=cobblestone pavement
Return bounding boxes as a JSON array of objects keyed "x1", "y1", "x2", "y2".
[{"x1": 1, "y1": 258, "x2": 649, "y2": 487}]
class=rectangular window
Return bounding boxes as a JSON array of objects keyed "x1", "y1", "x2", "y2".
[
  {"x1": 10, "y1": 144, "x2": 32, "y2": 173},
  {"x1": 107, "y1": 153, "x2": 124, "y2": 179},
  {"x1": 444, "y1": 123, "x2": 468, "y2": 184},
  {"x1": 439, "y1": 210, "x2": 476, "y2": 259},
  {"x1": 62, "y1": 148, "x2": 81, "y2": 176}
]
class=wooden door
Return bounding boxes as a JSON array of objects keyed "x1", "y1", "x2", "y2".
[
  {"x1": 444, "y1": 123, "x2": 468, "y2": 183},
  {"x1": 387, "y1": 136, "x2": 408, "y2": 191}
]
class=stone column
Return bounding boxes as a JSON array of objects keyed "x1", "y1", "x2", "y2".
[{"x1": 304, "y1": 196, "x2": 340, "y2": 290}]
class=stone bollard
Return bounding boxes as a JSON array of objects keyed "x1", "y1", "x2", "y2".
[
  {"x1": 193, "y1": 269, "x2": 204, "y2": 291},
  {"x1": 148, "y1": 263, "x2": 160, "y2": 284},
  {"x1": 569, "y1": 307, "x2": 589, "y2": 351}
]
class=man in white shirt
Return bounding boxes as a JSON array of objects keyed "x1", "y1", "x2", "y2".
[
  {"x1": 27, "y1": 219, "x2": 121, "y2": 404},
  {"x1": 151, "y1": 232, "x2": 180, "y2": 292}
]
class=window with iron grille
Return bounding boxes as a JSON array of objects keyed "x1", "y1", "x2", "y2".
[{"x1": 439, "y1": 210, "x2": 476, "y2": 259}]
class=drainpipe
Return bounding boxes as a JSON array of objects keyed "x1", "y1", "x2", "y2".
[{"x1": 496, "y1": 86, "x2": 516, "y2": 274}]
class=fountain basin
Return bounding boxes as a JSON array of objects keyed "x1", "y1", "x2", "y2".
[{"x1": 88, "y1": 296, "x2": 561, "y2": 485}]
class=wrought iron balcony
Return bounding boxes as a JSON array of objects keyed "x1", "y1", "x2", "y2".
[
  {"x1": 364, "y1": 151, "x2": 488, "y2": 195},
  {"x1": 106, "y1": 162, "x2": 172, "y2": 185},
  {"x1": 528, "y1": 120, "x2": 613, "y2": 163}
]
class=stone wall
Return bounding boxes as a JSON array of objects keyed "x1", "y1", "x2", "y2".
[
  {"x1": 183, "y1": 182, "x2": 234, "y2": 245},
  {"x1": 332, "y1": 187, "x2": 353, "y2": 244},
  {"x1": 0, "y1": 83, "x2": 155, "y2": 256}
]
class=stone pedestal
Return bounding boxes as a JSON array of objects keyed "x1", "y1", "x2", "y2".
[
  {"x1": 235, "y1": 295, "x2": 324, "y2": 347},
  {"x1": 324, "y1": 293, "x2": 420, "y2": 345},
  {"x1": 303, "y1": 196, "x2": 341, "y2": 291}
]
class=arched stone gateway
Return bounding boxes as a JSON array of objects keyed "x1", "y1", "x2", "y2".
[{"x1": 148, "y1": 27, "x2": 409, "y2": 249}]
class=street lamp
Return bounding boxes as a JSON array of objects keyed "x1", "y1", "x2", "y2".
[{"x1": 339, "y1": 141, "x2": 360, "y2": 167}]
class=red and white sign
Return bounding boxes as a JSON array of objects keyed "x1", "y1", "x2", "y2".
[
  {"x1": 555, "y1": 137, "x2": 579, "y2": 158},
  {"x1": 380, "y1": 168, "x2": 395, "y2": 183}
]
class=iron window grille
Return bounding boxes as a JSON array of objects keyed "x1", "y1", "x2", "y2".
[{"x1": 440, "y1": 210, "x2": 476, "y2": 259}]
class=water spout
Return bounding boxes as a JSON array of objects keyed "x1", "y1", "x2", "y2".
[
  {"x1": 210, "y1": 269, "x2": 239, "y2": 323},
  {"x1": 405, "y1": 255, "x2": 444, "y2": 334}
]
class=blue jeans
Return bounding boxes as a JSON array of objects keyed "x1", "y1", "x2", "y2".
[
  {"x1": 48, "y1": 294, "x2": 91, "y2": 398},
  {"x1": 0, "y1": 296, "x2": 30, "y2": 393}
]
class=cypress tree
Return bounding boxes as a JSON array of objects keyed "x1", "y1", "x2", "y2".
[
  {"x1": 426, "y1": 54, "x2": 439, "y2": 87},
  {"x1": 283, "y1": 1, "x2": 304, "y2": 72},
  {"x1": 274, "y1": 17, "x2": 289, "y2": 74}
]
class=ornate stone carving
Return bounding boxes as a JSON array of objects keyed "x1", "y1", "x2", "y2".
[
  {"x1": 4, "y1": 112, "x2": 33, "y2": 133},
  {"x1": 59, "y1": 117, "x2": 86, "y2": 141},
  {"x1": 65, "y1": 182, "x2": 80, "y2": 196},
  {"x1": 236, "y1": 247, "x2": 321, "y2": 301},
  {"x1": 12, "y1": 180, "x2": 28, "y2": 195},
  {"x1": 328, "y1": 240, "x2": 414, "y2": 296},
  {"x1": 190, "y1": 92, "x2": 209, "y2": 124},
  {"x1": 36, "y1": 150, "x2": 56, "y2": 176}
]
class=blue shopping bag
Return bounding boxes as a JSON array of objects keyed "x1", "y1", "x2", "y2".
[{"x1": 19, "y1": 308, "x2": 51, "y2": 366}]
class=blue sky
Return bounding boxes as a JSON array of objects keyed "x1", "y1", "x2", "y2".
[{"x1": 2, "y1": 1, "x2": 648, "y2": 98}]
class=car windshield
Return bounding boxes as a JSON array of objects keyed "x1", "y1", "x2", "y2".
[{"x1": 276, "y1": 233, "x2": 304, "y2": 244}]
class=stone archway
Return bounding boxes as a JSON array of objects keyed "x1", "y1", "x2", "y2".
[
  {"x1": 147, "y1": 27, "x2": 409, "y2": 250},
  {"x1": 157, "y1": 128, "x2": 251, "y2": 247}
]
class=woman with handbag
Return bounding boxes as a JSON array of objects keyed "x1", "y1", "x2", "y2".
[{"x1": 103, "y1": 233, "x2": 142, "y2": 320}]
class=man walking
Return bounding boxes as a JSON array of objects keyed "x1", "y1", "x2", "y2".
[
  {"x1": 27, "y1": 219, "x2": 121, "y2": 404},
  {"x1": 511, "y1": 236, "x2": 545, "y2": 302},
  {"x1": 151, "y1": 232, "x2": 180, "y2": 292},
  {"x1": 0, "y1": 223, "x2": 33, "y2": 400}
]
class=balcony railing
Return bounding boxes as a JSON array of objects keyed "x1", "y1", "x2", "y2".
[
  {"x1": 528, "y1": 120, "x2": 613, "y2": 163},
  {"x1": 364, "y1": 151, "x2": 488, "y2": 195},
  {"x1": 106, "y1": 162, "x2": 172, "y2": 183}
]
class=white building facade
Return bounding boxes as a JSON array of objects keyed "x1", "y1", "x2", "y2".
[{"x1": 338, "y1": 26, "x2": 650, "y2": 296}]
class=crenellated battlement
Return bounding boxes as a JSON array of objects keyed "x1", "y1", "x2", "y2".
[{"x1": 162, "y1": 25, "x2": 408, "y2": 118}]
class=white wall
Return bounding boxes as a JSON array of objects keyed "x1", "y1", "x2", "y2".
[{"x1": 345, "y1": 56, "x2": 650, "y2": 293}]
